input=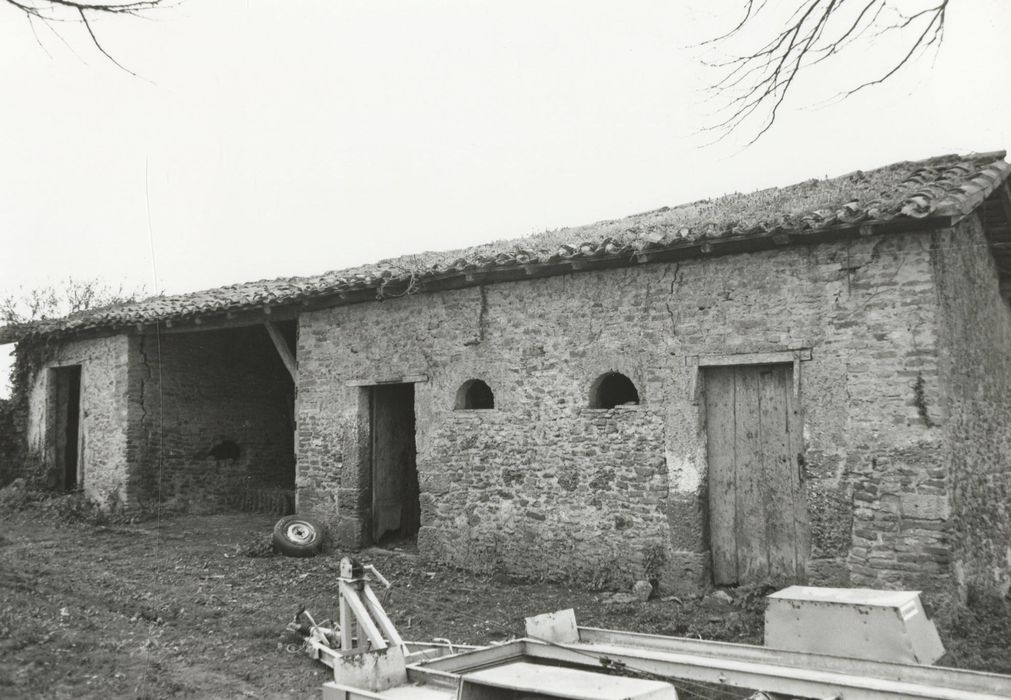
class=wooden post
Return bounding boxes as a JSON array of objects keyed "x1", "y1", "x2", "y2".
[
  {"x1": 264, "y1": 321, "x2": 297, "y2": 381},
  {"x1": 339, "y1": 584, "x2": 354, "y2": 651},
  {"x1": 337, "y1": 558, "x2": 399, "y2": 654}
]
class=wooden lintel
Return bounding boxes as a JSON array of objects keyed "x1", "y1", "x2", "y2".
[
  {"x1": 264, "y1": 321, "x2": 297, "y2": 380},
  {"x1": 772, "y1": 233, "x2": 790, "y2": 245},
  {"x1": 689, "y1": 348, "x2": 812, "y2": 367},
  {"x1": 153, "y1": 307, "x2": 298, "y2": 335},
  {"x1": 699, "y1": 243, "x2": 713, "y2": 254},
  {"x1": 346, "y1": 374, "x2": 428, "y2": 387}
]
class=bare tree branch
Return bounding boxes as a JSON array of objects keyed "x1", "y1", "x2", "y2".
[
  {"x1": 76, "y1": 6, "x2": 137, "y2": 76},
  {"x1": 4, "y1": 0, "x2": 165, "y2": 74},
  {"x1": 702, "y1": 0, "x2": 950, "y2": 145}
]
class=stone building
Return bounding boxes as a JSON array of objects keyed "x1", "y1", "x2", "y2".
[{"x1": 4, "y1": 151, "x2": 1011, "y2": 599}]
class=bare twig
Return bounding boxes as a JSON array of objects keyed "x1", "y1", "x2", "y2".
[
  {"x1": 4, "y1": 0, "x2": 165, "y2": 73},
  {"x1": 702, "y1": 0, "x2": 950, "y2": 145}
]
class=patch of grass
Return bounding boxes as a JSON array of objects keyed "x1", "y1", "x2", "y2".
[{"x1": 937, "y1": 592, "x2": 1011, "y2": 673}]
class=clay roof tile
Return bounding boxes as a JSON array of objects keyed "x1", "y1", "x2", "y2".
[{"x1": 4, "y1": 150, "x2": 1008, "y2": 343}]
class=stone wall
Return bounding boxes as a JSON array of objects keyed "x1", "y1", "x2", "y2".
[
  {"x1": 24, "y1": 335, "x2": 131, "y2": 506},
  {"x1": 298, "y1": 230, "x2": 952, "y2": 592},
  {"x1": 933, "y1": 216, "x2": 1011, "y2": 599},
  {"x1": 129, "y1": 326, "x2": 295, "y2": 509}
]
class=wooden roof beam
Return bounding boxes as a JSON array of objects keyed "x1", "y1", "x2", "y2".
[{"x1": 264, "y1": 321, "x2": 297, "y2": 381}]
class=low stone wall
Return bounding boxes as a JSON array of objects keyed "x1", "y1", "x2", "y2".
[{"x1": 419, "y1": 404, "x2": 674, "y2": 590}]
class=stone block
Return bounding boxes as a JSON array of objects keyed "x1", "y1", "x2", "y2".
[{"x1": 900, "y1": 493, "x2": 950, "y2": 521}]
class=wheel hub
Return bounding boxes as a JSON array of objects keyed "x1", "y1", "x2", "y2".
[{"x1": 286, "y1": 522, "x2": 317, "y2": 544}]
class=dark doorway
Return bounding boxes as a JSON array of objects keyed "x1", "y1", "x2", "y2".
[
  {"x1": 52, "y1": 365, "x2": 82, "y2": 491},
  {"x1": 369, "y1": 383, "x2": 420, "y2": 546}
]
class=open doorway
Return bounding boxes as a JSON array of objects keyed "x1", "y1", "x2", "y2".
[
  {"x1": 368, "y1": 383, "x2": 420, "y2": 547},
  {"x1": 51, "y1": 365, "x2": 82, "y2": 491}
]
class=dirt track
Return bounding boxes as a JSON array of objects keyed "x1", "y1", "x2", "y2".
[{"x1": 0, "y1": 510, "x2": 1007, "y2": 699}]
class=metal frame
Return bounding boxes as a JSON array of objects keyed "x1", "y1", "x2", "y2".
[{"x1": 408, "y1": 627, "x2": 1011, "y2": 700}]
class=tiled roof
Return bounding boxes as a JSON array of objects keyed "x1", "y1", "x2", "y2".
[{"x1": 4, "y1": 150, "x2": 1008, "y2": 343}]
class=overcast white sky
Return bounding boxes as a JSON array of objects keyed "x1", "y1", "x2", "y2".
[{"x1": 2, "y1": 0, "x2": 1010, "y2": 396}]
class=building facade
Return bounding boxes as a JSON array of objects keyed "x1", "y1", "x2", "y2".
[{"x1": 5, "y1": 152, "x2": 1011, "y2": 599}]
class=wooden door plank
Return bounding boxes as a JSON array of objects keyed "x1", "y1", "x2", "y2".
[
  {"x1": 705, "y1": 367, "x2": 738, "y2": 585},
  {"x1": 760, "y1": 365, "x2": 795, "y2": 580},
  {"x1": 734, "y1": 366, "x2": 768, "y2": 581},
  {"x1": 786, "y1": 368, "x2": 810, "y2": 579}
]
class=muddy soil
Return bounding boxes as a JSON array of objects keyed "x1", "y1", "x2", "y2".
[{"x1": 1, "y1": 510, "x2": 1008, "y2": 699}]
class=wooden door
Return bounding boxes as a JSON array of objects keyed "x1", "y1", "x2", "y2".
[{"x1": 704, "y1": 364, "x2": 808, "y2": 585}]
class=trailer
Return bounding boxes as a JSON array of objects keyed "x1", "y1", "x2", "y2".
[{"x1": 297, "y1": 559, "x2": 1011, "y2": 700}]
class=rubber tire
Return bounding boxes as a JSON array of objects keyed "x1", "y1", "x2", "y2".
[{"x1": 273, "y1": 515, "x2": 325, "y2": 558}]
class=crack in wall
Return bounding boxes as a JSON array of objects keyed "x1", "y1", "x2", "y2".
[
  {"x1": 478, "y1": 284, "x2": 488, "y2": 343},
  {"x1": 136, "y1": 334, "x2": 152, "y2": 430},
  {"x1": 463, "y1": 285, "x2": 489, "y2": 347},
  {"x1": 665, "y1": 262, "x2": 682, "y2": 337}
]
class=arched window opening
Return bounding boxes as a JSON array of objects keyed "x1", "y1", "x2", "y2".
[
  {"x1": 589, "y1": 372, "x2": 639, "y2": 409},
  {"x1": 455, "y1": 379, "x2": 495, "y2": 410}
]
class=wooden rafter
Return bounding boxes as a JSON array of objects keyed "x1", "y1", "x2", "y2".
[{"x1": 264, "y1": 321, "x2": 297, "y2": 381}]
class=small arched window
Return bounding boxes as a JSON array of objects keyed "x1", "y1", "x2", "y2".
[
  {"x1": 589, "y1": 372, "x2": 639, "y2": 409},
  {"x1": 455, "y1": 379, "x2": 495, "y2": 410}
]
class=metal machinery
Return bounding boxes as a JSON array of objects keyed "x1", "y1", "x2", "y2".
[{"x1": 296, "y1": 560, "x2": 1011, "y2": 700}]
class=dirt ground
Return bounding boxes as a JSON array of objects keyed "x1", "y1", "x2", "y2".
[{"x1": 1, "y1": 507, "x2": 1009, "y2": 699}]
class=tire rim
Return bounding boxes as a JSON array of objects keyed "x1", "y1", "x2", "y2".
[{"x1": 285, "y1": 522, "x2": 317, "y2": 545}]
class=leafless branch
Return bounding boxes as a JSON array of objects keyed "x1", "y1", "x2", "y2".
[
  {"x1": 702, "y1": 0, "x2": 950, "y2": 145},
  {"x1": 4, "y1": 0, "x2": 165, "y2": 74}
]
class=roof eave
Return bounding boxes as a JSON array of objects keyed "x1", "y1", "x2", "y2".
[{"x1": 4, "y1": 213, "x2": 957, "y2": 345}]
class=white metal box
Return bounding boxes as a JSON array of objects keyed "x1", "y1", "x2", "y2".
[
  {"x1": 764, "y1": 586, "x2": 945, "y2": 664},
  {"x1": 457, "y1": 661, "x2": 677, "y2": 700}
]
